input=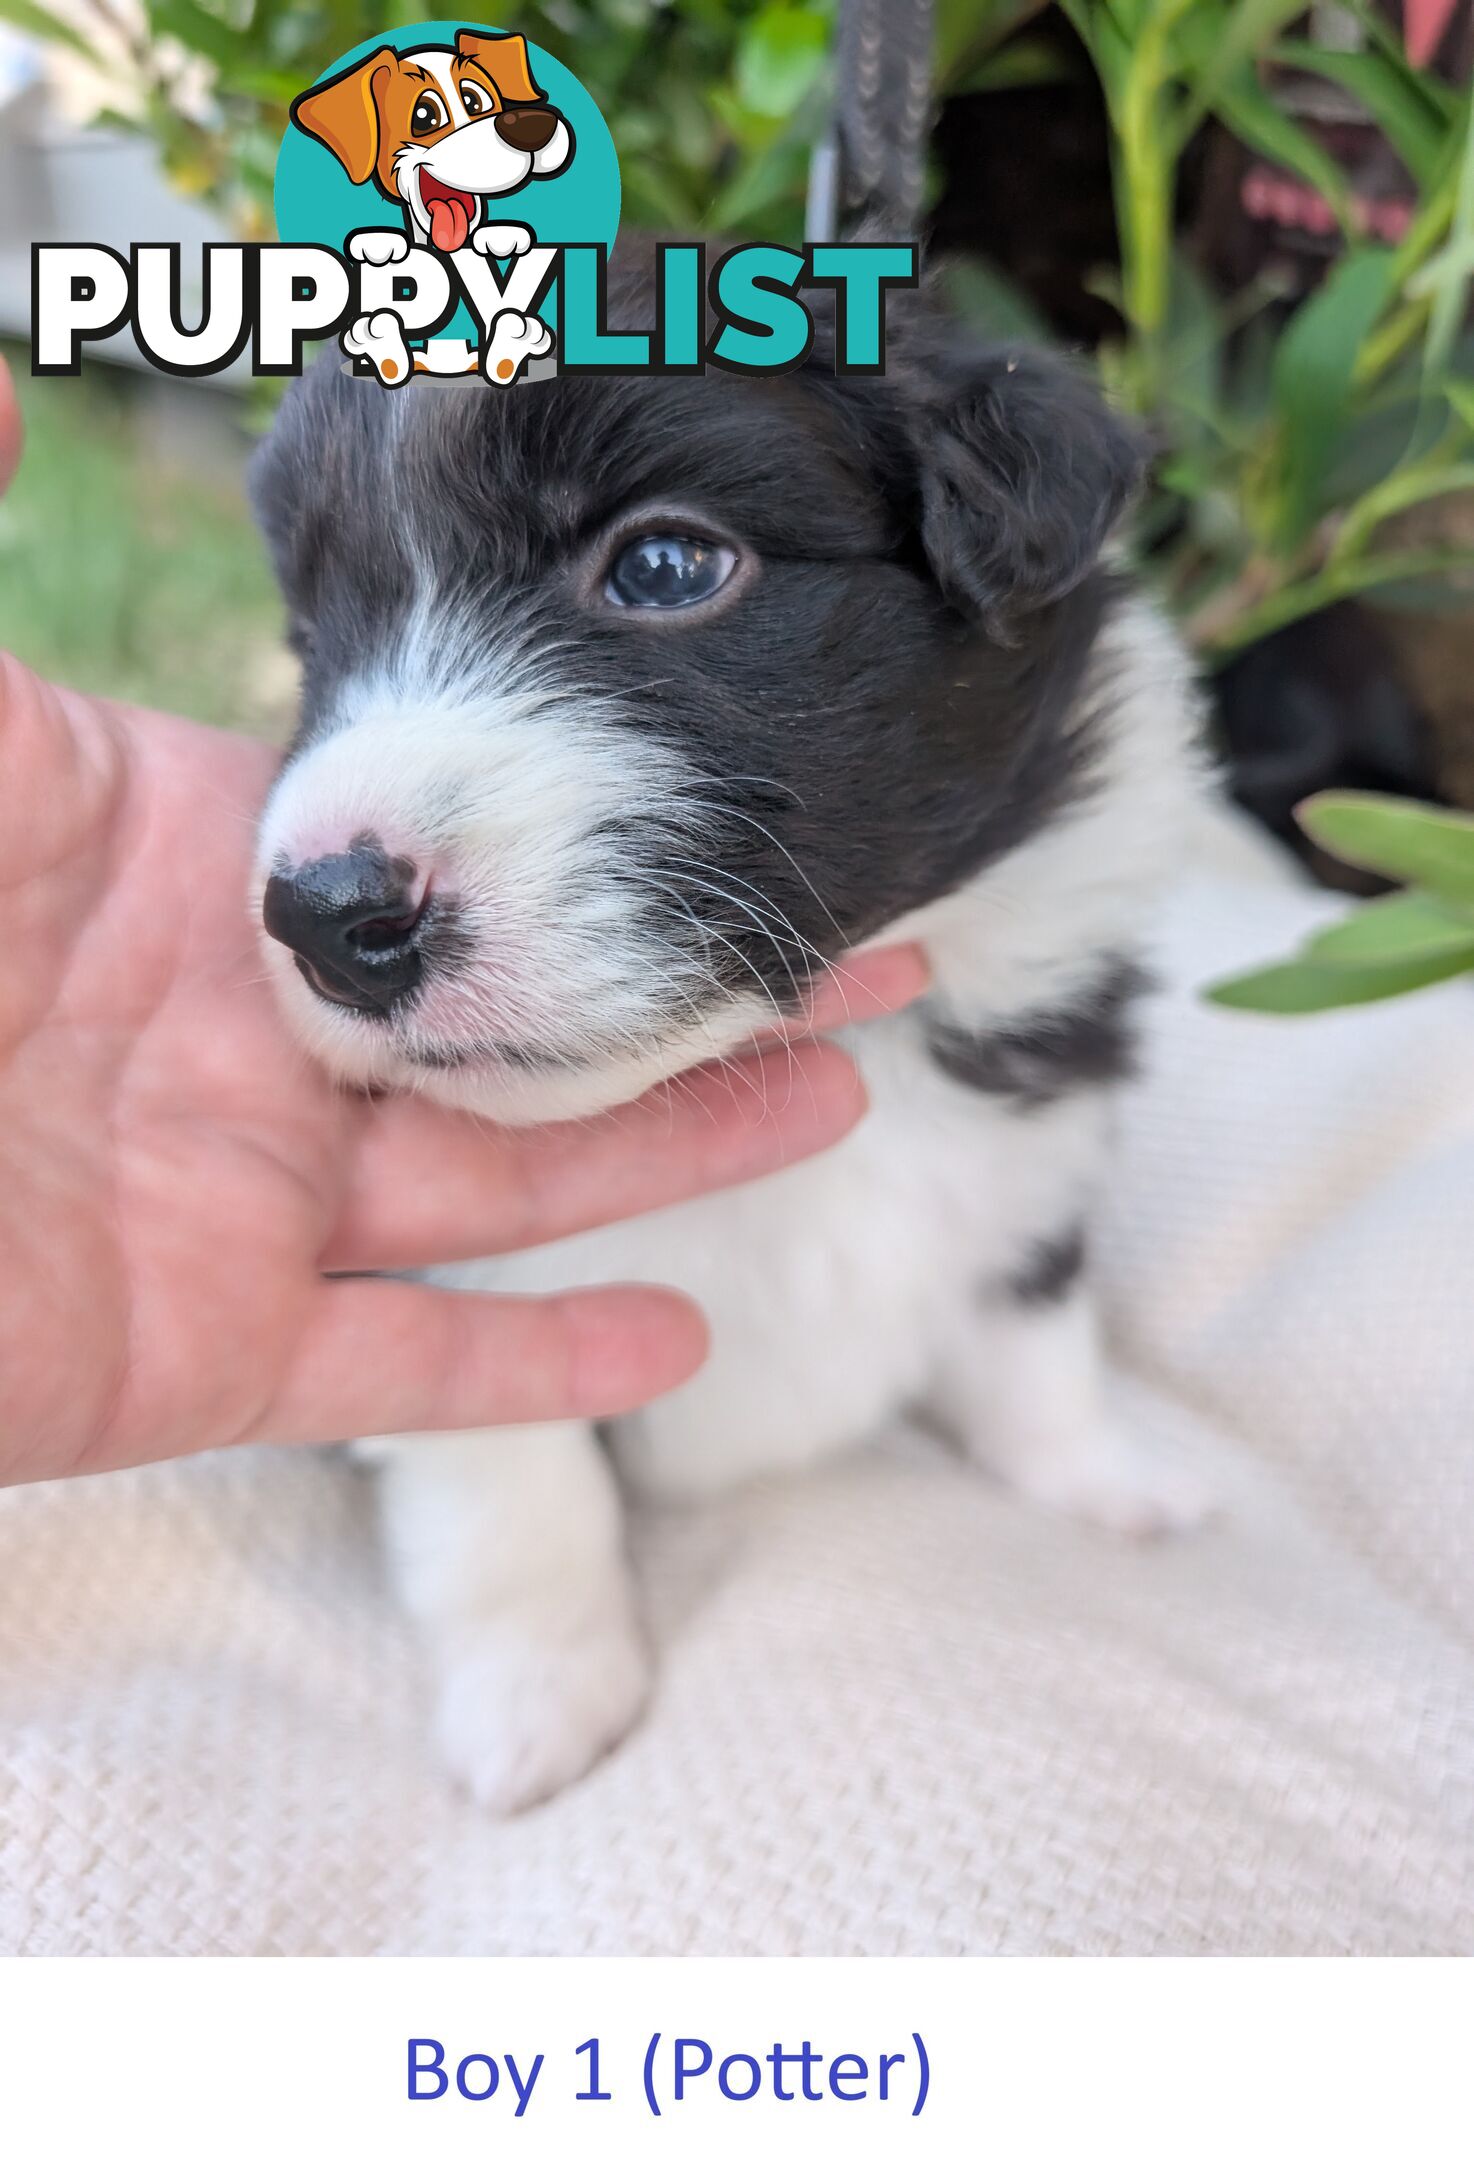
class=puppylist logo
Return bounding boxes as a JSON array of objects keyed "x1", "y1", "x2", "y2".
[{"x1": 30, "y1": 20, "x2": 917, "y2": 388}]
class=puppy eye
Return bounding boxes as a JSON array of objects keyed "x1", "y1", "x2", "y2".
[
  {"x1": 604, "y1": 536, "x2": 737, "y2": 611},
  {"x1": 411, "y1": 92, "x2": 447, "y2": 135},
  {"x1": 460, "y1": 83, "x2": 490, "y2": 116}
]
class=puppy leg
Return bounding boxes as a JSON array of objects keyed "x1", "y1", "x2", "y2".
[
  {"x1": 932, "y1": 1252, "x2": 1214, "y2": 1537},
  {"x1": 376, "y1": 1423, "x2": 650, "y2": 1811},
  {"x1": 341, "y1": 308, "x2": 412, "y2": 386},
  {"x1": 481, "y1": 308, "x2": 554, "y2": 385}
]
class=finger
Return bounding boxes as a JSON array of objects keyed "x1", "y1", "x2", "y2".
[
  {"x1": 270, "y1": 1278, "x2": 710, "y2": 1446},
  {"x1": 753, "y1": 941, "x2": 930, "y2": 1043},
  {"x1": 0, "y1": 353, "x2": 21, "y2": 497},
  {"x1": 326, "y1": 1037, "x2": 867, "y2": 1273}
]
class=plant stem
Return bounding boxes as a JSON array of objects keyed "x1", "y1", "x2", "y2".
[
  {"x1": 1326, "y1": 454, "x2": 1474, "y2": 567},
  {"x1": 1352, "y1": 125, "x2": 1467, "y2": 388},
  {"x1": 1355, "y1": 295, "x2": 1434, "y2": 385},
  {"x1": 1112, "y1": 0, "x2": 1196, "y2": 406},
  {"x1": 1195, "y1": 547, "x2": 1474, "y2": 654}
]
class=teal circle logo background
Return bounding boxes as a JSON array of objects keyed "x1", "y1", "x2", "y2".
[{"x1": 273, "y1": 20, "x2": 619, "y2": 339}]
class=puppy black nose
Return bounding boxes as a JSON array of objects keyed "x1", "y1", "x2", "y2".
[
  {"x1": 495, "y1": 104, "x2": 558, "y2": 152},
  {"x1": 263, "y1": 847, "x2": 425, "y2": 1014}
]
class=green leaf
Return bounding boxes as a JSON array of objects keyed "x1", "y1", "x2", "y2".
[
  {"x1": 1328, "y1": 455, "x2": 1474, "y2": 563},
  {"x1": 1446, "y1": 378, "x2": 1474, "y2": 433},
  {"x1": 1270, "y1": 247, "x2": 1397, "y2": 546},
  {"x1": 1423, "y1": 90, "x2": 1474, "y2": 390},
  {"x1": 1207, "y1": 945, "x2": 1474, "y2": 1013},
  {"x1": 1296, "y1": 791, "x2": 1474, "y2": 902},
  {"x1": 1062, "y1": 0, "x2": 1130, "y2": 108},
  {"x1": 935, "y1": 0, "x2": 1048, "y2": 92},
  {"x1": 706, "y1": 136, "x2": 809, "y2": 233},
  {"x1": 1341, "y1": 0, "x2": 1463, "y2": 125},
  {"x1": 952, "y1": 37, "x2": 1069, "y2": 96},
  {"x1": 1209, "y1": 69, "x2": 1357, "y2": 232},
  {"x1": 1270, "y1": 42, "x2": 1449, "y2": 187},
  {"x1": 1175, "y1": 0, "x2": 1326, "y2": 146},
  {"x1": 735, "y1": 3, "x2": 829, "y2": 122},
  {"x1": 0, "y1": 0, "x2": 99, "y2": 60},
  {"x1": 1203, "y1": 547, "x2": 1474, "y2": 653},
  {"x1": 145, "y1": 0, "x2": 242, "y2": 74},
  {"x1": 618, "y1": 160, "x2": 703, "y2": 233},
  {"x1": 1316, "y1": 391, "x2": 1425, "y2": 511},
  {"x1": 1305, "y1": 890, "x2": 1474, "y2": 965},
  {"x1": 708, "y1": 85, "x2": 784, "y2": 154},
  {"x1": 1409, "y1": 236, "x2": 1474, "y2": 305},
  {"x1": 228, "y1": 69, "x2": 306, "y2": 107}
]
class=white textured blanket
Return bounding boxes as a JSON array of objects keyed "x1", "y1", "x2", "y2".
[{"x1": 2, "y1": 807, "x2": 1470, "y2": 1955}]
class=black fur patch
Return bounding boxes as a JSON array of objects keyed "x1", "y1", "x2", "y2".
[
  {"x1": 928, "y1": 955, "x2": 1146, "y2": 1109},
  {"x1": 999, "y1": 1223, "x2": 1086, "y2": 1305}
]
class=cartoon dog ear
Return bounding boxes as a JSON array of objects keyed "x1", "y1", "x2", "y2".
[
  {"x1": 907, "y1": 339, "x2": 1145, "y2": 621},
  {"x1": 290, "y1": 48, "x2": 396, "y2": 186},
  {"x1": 454, "y1": 29, "x2": 545, "y2": 104}
]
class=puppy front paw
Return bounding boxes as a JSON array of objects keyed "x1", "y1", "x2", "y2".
[
  {"x1": 432, "y1": 1605, "x2": 651, "y2": 1812},
  {"x1": 342, "y1": 309, "x2": 411, "y2": 385},
  {"x1": 1008, "y1": 1416, "x2": 1217, "y2": 1539},
  {"x1": 481, "y1": 308, "x2": 553, "y2": 385},
  {"x1": 472, "y1": 222, "x2": 535, "y2": 259},
  {"x1": 347, "y1": 229, "x2": 410, "y2": 266}
]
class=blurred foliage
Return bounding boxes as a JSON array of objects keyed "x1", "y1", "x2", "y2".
[
  {"x1": 0, "y1": 0, "x2": 1031, "y2": 239},
  {"x1": 1210, "y1": 791, "x2": 1474, "y2": 1009},
  {"x1": 4, "y1": 0, "x2": 1472, "y2": 666},
  {"x1": 0, "y1": 343, "x2": 288, "y2": 729},
  {"x1": 1056, "y1": 0, "x2": 1474, "y2": 660}
]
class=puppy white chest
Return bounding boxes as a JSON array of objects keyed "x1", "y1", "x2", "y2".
[{"x1": 448, "y1": 1012, "x2": 1104, "y2": 1499}]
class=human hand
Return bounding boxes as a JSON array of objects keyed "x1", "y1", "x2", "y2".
[{"x1": 0, "y1": 357, "x2": 927, "y2": 1483}]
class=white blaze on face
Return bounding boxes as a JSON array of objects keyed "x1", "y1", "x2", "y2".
[{"x1": 254, "y1": 631, "x2": 759, "y2": 1123}]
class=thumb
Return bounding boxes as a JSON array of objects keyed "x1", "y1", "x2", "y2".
[
  {"x1": 0, "y1": 354, "x2": 22, "y2": 498},
  {"x1": 268, "y1": 1276, "x2": 711, "y2": 1447}
]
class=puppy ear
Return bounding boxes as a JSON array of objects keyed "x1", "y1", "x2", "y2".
[
  {"x1": 455, "y1": 30, "x2": 544, "y2": 104},
  {"x1": 908, "y1": 342, "x2": 1144, "y2": 621},
  {"x1": 291, "y1": 48, "x2": 395, "y2": 185}
]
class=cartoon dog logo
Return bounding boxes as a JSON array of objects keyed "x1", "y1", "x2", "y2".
[
  {"x1": 292, "y1": 30, "x2": 572, "y2": 252},
  {"x1": 291, "y1": 29, "x2": 572, "y2": 384}
]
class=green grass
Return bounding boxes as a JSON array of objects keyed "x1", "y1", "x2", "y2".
[{"x1": 0, "y1": 346, "x2": 292, "y2": 735}]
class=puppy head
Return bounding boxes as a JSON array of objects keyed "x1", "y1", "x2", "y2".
[
  {"x1": 291, "y1": 33, "x2": 572, "y2": 249},
  {"x1": 250, "y1": 262, "x2": 1141, "y2": 1123}
]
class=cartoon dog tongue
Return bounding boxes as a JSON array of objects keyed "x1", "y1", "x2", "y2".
[{"x1": 428, "y1": 193, "x2": 471, "y2": 253}]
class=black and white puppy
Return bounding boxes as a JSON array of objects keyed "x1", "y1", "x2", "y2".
[{"x1": 251, "y1": 261, "x2": 1206, "y2": 1811}]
